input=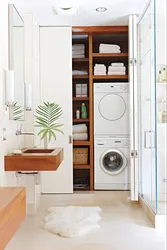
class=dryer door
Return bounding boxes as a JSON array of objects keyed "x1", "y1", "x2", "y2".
[
  {"x1": 100, "y1": 149, "x2": 127, "y2": 176},
  {"x1": 99, "y1": 93, "x2": 126, "y2": 121}
]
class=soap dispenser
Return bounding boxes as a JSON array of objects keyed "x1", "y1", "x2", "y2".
[{"x1": 81, "y1": 103, "x2": 87, "y2": 119}]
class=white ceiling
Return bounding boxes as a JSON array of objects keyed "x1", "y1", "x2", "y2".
[{"x1": 11, "y1": 0, "x2": 149, "y2": 26}]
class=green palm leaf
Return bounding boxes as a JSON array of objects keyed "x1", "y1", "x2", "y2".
[
  {"x1": 13, "y1": 102, "x2": 24, "y2": 121},
  {"x1": 35, "y1": 102, "x2": 64, "y2": 142}
]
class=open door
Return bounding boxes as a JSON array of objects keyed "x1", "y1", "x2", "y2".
[{"x1": 129, "y1": 15, "x2": 138, "y2": 201}]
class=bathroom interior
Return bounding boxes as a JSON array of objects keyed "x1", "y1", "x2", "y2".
[{"x1": 0, "y1": 0, "x2": 166, "y2": 249}]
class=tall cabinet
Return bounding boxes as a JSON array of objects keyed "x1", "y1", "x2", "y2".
[{"x1": 72, "y1": 26, "x2": 129, "y2": 191}]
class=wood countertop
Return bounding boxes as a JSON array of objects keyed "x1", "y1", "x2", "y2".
[
  {"x1": 0, "y1": 187, "x2": 26, "y2": 250},
  {"x1": 5, "y1": 148, "x2": 64, "y2": 171}
]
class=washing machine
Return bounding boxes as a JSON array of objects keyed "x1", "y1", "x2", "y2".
[
  {"x1": 94, "y1": 137, "x2": 130, "y2": 190},
  {"x1": 94, "y1": 83, "x2": 129, "y2": 137}
]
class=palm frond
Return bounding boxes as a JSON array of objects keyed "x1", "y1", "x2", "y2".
[
  {"x1": 13, "y1": 102, "x2": 24, "y2": 121},
  {"x1": 35, "y1": 102, "x2": 64, "y2": 142}
]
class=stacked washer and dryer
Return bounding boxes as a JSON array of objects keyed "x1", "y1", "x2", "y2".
[{"x1": 94, "y1": 83, "x2": 130, "y2": 190}]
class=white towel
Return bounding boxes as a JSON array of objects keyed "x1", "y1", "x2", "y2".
[
  {"x1": 73, "y1": 133, "x2": 88, "y2": 141},
  {"x1": 72, "y1": 70, "x2": 88, "y2": 75},
  {"x1": 73, "y1": 124, "x2": 87, "y2": 134},
  {"x1": 99, "y1": 49, "x2": 121, "y2": 53},
  {"x1": 108, "y1": 66, "x2": 126, "y2": 72},
  {"x1": 72, "y1": 51, "x2": 85, "y2": 55},
  {"x1": 72, "y1": 55, "x2": 85, "y2": 58},
  {"x1": 99, "y1": 44, "x2": 120, "y2": 49},
  {"x1": 111, "y1": 63, "x2": 124, "y2": 67},
  {"x1": 94, "y1": 72, "x2": 106, "y2": 75},
  {"x1": 108, "y1": 72, "x2": 126, "y2": 75}
]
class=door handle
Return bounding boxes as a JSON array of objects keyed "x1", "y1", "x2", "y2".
[
  {"x1": 144, "y1": 131, "x2": 151, "y2": 149},
  {"x1": 69, "y1": 135, "x2": 72, "y2": 144}
]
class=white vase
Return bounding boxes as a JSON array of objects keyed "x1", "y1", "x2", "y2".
[{"x1": 44, "y1": 135, "x2": 51, "y2": 149}]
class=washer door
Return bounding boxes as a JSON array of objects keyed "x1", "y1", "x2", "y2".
[
  {"x1": 98, "y1": 93, "x2": 126, "y2": 121},
  {"x1": 100, "y1": 149, "x2": 127, "y2": 175}
]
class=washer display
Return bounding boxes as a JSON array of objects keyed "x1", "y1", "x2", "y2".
[
  {"x1": 94, "y1": 83, "x2": 129, "y2": 136},
  {"x1": 94, "y1": 137, "x2": 130, "y2": 190}
]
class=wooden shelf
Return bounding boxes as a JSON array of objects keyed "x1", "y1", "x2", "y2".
[
  {"x1": 73, "y1": 118, "x2": 89, "y2": 123},
  {"x1": 93, "y1": 75, "x2": 128, "y2": 79},
  {"x1": 74, "y1": 187, "x2": 90, "y2": 191},
  {"x1": 72, "y1": 58, "x2": 89, "y2": 62},
  {"x1": 73, "y1": 141, "x2": 90, "y2": 146},
  {"x1": 73, "y1": 75, "x2": 89, "y2": 79},
  {"x1": 73, "y1": 97, "x2": 89, "y2": 101},
  {"x1": 92, "y1": 53, "x2": 128, "y2": 58},
  {"x1": 73, "y1": 164, "x2": 90, "y2": 169}
]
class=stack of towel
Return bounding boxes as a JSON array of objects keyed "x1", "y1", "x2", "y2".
[
  {"x1": 94, "y1": 64, "x2": 107, "y2": 75},
  {"x1": 73, "y1": 124, "x2": 88, "y2": 141},
  {"x1": 72, "y1": 44, "x2": 85, "y2": 58},
  {"x1": 108, "y1": 63, "x2": 126, "y2": 75},
  {"x1": 72, "y1": 70, "x2": 88, "y2": 75},
  {"x1": 99, "y1": 44, "x2": 121, "y2": 53}
]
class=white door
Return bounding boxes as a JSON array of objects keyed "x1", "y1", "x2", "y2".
[
  {"x1": 129, "y1": 15, "x2": 138, "y2": 200},
  {"x1": 40, "y1": 27, "x2": 73, "y2": 193}
]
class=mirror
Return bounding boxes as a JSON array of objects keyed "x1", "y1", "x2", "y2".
[{"x1": 8, "y1": 4, "x2": 25, "y2": 120}]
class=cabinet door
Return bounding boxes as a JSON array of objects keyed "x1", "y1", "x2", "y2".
[{"x1": 40, "y1": 27, "x2": 73, "y2": 193}]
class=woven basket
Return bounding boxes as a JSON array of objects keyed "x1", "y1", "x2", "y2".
[{"x1": 73, "y1": 148, "x2": 88, "y2": 164}]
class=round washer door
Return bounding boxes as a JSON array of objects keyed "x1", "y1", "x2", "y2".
[
  {"x1": 98, "y1": 93, "x2": 126, "y2": 121},
  {"x1": 100, "y1": 149, "x2": 127, "y2": 175}
]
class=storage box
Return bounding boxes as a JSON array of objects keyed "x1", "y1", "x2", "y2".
[
  {"x1": 81, "y1": 84, "x2": 88, "y2": 97},
  {"x1": 73, "y1": 148, "x2": 88, "y2": 164},
  {"x1": 76, "y1": 84, "x2": 82, "y2": 97}
]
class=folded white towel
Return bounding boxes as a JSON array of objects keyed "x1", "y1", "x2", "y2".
[
  {"x1": 99, "y1": 49, "x2": 121, "y2": 53},
  {"x1": 73, "y1": 124, "x2": 87, "y2": 134},
  {"x1": 72, "y1": 55, "x2": 85, "y2": 58},
  {"x1": 72, "y1": 70, "x2": 88, "y2": 75},
  {"x1": 108, "y1": 72, "x2": 126, "y2": 75},
  {"x1": 94, "y1": 69, "x2": 106, "y2": 73},
  {"x1": 108, "y1": 66, "x2": 126, "y2": 72},
  {"x1": 94, "y1": 72, "x2": 106, "y2": 75},
  {"x1": 72, "y1": 51, "x2": 85, "y2": 55},
  {"x1": 111, "y1": 63, "x2": 124, "y2": 67},
  {"x1": 73, "y1": 133, "x2": 88, "y2": 141},
  {"x1": 73, "y1": 44, "x2": 85, "y2": 48},
  {"x1": 95, "y1": 64, "x2": 105, "y2": 66},
  {"x1": 99, "y1": 44, "x2": 120, "y2": 49}
]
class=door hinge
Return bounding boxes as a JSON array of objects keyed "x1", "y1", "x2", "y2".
[
  {"x1": 131, "y1": 150, "x2": 138, "y2": 158},
  {"x1": 69, "y1": 135, "x2": 72, "y2": 144},
  {"x1": 130, "y1": 58, "x2": 137, "y2": 66}
]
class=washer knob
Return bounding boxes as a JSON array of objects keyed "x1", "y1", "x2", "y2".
[{"x1": 124, "y1": 142, "x2": 128, "y2": 146}]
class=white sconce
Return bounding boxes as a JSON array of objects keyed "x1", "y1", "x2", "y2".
[
  {"x1": 25, "y1": 82, "x2": 32, "y2": 111},
  {"x1": 5, "y1": 70, "x2": 14, "y2": 106}
]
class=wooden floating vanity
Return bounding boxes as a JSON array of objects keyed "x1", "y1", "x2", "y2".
[
  {"x1": 4, "y1": 148, "x2": 63, "y2": 172},
  {"x1": 0, "y1": 187, "x2": 26, "y2": 250}
]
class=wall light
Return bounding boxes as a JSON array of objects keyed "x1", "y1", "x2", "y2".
[
  {"x1": 5, "y1": 70, "x2": 14, "y2": 106},
  {"x1": 52, "y1": 6, "x2": 78, "y2": 16}
]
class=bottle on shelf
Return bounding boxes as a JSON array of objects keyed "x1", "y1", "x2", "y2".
[
  {"x1": 76, "y1": 107, "x2": 80, "y2": 119},
  {"x1": 81, "y1": 103, "x2": 87, "y2": 119},
  {"x1": 158, "y1": 70, "x2": 162, "y2": 82}
]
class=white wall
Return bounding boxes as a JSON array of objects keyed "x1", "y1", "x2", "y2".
[{"x1": 0, "y1": 1, "x2": 25, "y2": 186}]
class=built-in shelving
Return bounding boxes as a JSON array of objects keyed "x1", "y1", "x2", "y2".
[
  {"x1": 73, "y1": 141, "x2": 90, "y2": 146},
  {"x1": 73, "y1": 164, "x2": 90, "y2": 169},
  {"x1": 72, "y1": 75, "x2": 89, "y2": 79},
  {"x1": 73, "y1": 118, "x2": 89, "y2": 123},
  {"x1": 93, "y1": 75, "x2": 128, "y2": 79},
  {"x1": 73, "y1": 97, "x2": 89, "y2": 101},
  {"x1": 72, "y1": 26, "x2": 129, "y2": 191},
  {"x1": 92, "y1": 53, "x2": 128, "y2": 58}
]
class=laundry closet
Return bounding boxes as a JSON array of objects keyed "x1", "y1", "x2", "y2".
[{"x1": 40, "y1": 22, "x2": 138, "y2": 197}]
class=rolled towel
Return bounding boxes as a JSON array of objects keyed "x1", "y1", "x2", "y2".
[
  {"x1": 73, "y1": 133, "x2": 88, "y2": 141},
  {"x1": 73, "y1": 124, "x2": 87, "y2": 134},
  {"x1": 111, "y1": 63, "x2": 124, "y2": 67}
]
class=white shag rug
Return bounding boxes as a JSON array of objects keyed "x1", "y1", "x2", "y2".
[{"x1": 44, "y1": 206, "x2": 102, "y2": 238}]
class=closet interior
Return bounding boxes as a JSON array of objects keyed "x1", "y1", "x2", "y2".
[{"x1": 72, "y1": 26, "x2": 129, "y2": 191}]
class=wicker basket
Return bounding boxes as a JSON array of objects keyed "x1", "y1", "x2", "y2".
[{"x1": 73, "y1": 148, "x2": 88, "y2": 164}]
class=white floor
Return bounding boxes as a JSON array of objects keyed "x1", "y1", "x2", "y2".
[{"x1": 6, "y1": 191, "x2": 165, "y2": 250}]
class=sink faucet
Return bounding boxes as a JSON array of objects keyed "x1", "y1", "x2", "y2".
[{"x1": 16, "y1": 124, "x2": 34, "y2": 136}]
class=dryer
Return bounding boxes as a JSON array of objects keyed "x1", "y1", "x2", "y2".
[
  {"x1": 94, "y1": 83, "x2": 129, "y2": 137},
  {"x1": 94, "y1": 137, "x2": 130, "y2": 190}
]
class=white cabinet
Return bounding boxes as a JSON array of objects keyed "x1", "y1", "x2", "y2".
[{"x1": 40, "y1": 27, "x2": 73, "y2": 193}]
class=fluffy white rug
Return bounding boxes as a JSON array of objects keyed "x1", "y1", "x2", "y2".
[{"x1": 44, "y1": 206, "x2": 102, "y2": 238}]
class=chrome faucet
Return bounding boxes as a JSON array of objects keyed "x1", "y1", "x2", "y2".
[{"x1": 16, "y1": 124, "x2": 34, "y2": 136}]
